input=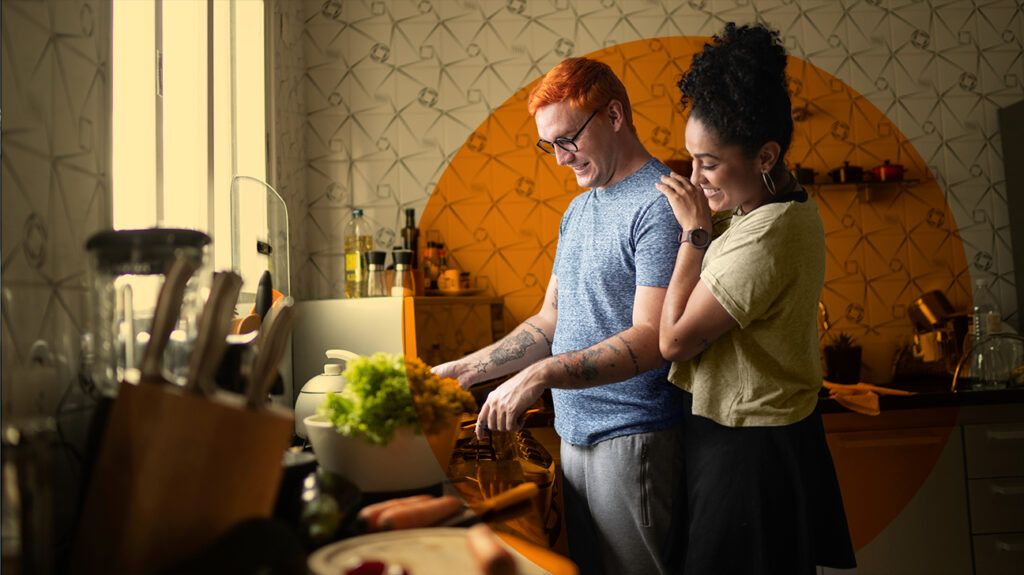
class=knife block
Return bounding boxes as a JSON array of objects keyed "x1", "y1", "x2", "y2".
[{"x1": 71, "y1": 381, "x2": 294, "y2": 574}]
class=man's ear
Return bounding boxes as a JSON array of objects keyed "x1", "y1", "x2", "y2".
[{"x1": 607, "y1": 99, "x2": 625, "y2": 132}]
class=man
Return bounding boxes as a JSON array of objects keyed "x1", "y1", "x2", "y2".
[{"x1": 433, "y1": 57, "x2": 684, "y2": 575}]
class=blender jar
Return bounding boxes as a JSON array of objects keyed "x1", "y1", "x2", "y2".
[{"x1": 83, "y1": 228, "x2": 211, "y2": 396}]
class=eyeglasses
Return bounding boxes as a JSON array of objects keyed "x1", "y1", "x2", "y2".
[{"x1": 536, "y1": 109, "x2": 599, "y2": 155}]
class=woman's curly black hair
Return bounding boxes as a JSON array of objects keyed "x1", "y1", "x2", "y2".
[{"x1": 678, "y1": 22, "x2": 793, "y2": 160}]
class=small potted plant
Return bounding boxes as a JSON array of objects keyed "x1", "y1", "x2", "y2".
[
  {"x1": 824, "y1": 332, "x2": 862, "y2": 384},
  {"x1": 304, "y1": 353, "x2": 476, "y2": 492}
]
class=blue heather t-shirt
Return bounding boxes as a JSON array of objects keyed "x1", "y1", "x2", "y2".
[{"x1": 551, "y1": 158, "x2": 685, "y2": 446}]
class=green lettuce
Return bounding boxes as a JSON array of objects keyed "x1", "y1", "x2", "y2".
[{"x1": 317, "y1": 352, "x2": 475, "y2": 446}]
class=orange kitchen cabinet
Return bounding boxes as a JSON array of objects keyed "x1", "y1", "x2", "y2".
[{"x1": 412, "y1": 296, "x2": 505, "y2": 367}]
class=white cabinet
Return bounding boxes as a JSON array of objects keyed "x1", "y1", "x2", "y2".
[
  {"x1": 826, "y1": 425, "x2": 972, "y2": 575},
  {"x1": 964, "y1": 422, "x2": 1024, "y2": 574}
]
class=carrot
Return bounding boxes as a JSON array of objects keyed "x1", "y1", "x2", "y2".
[
  {"x1": 357, "y1": 495, "x2": 434, "y2": 530},
  {"x1": 466, "y1": 524, "x2": 517, "y2": 575},
  {"x1": 376, "y1": 495, "x2": 463, "y2": 530}
]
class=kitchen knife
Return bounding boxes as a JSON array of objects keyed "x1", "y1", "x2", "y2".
[
  {"x1": 183, "y1": 271, "x2": 243, "y2": 395},
  {"x1": 246, "y1": 299, "x2": 296, "y2": 408},
  {"x1": 254, "y1": 270, "x2": 273, "y2": 320},
  {"x1": 139, "y1": 257, "x2": 197, "y2": 384}
]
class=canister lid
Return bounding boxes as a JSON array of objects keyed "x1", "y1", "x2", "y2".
[
  {"x1": 85, "y1": 228, "x2": 210, "y2": 275},
  {"x1": 392, "y1": 249, "x2": 413, "y2": 266},
  {"x1": 325, "y1": 364, "x2": 342, "y2": 376}
]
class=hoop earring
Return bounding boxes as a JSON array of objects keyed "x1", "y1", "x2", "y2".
[{"x1": 762, "y1": 170, "x2": 777, "y2": 196}]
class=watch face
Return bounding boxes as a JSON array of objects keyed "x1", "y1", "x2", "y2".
[{"x1": 689, "y1": 228, "x2": 711, "y2": 248}]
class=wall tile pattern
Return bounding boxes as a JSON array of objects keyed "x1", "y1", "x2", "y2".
[
  {"x1": 281, "y1": 0, "x2": 1023, "y2": 380},
  {"x1": 2, "y1": 0, "x2": 111, "y2": 419}
]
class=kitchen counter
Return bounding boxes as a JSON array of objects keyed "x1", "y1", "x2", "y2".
[{"x1": 819, "y1": 380, "x2": 1024, "y2": 414}]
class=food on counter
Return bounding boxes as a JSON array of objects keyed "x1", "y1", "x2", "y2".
[
  {"x1": 466, "y1": 524, "x2": 517, "y2": 575},
  {"x1": 358, "y1": 495, "x2": 463, "y2": 531},
  {"x1": 319, "y1": 353, "x2": 476, "y2": 445},
  {"x1": 343, "y1": 559, "x2": 409, "y2": 575}
]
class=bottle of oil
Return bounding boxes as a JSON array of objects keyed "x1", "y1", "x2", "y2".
[
  {"x1": 343, "y1": 208, "x2": 373, "y2": 298},
  {"x1": 401, "y1": 208, "x2": 420, "y2": 270}
]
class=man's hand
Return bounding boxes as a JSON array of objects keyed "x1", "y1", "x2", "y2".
[
  {"x1": 432, "y1": 360, "x2": 475, "y2": 389},
  {"x1": 476, "y1": 364, "x2": 548, "y2": 440}
]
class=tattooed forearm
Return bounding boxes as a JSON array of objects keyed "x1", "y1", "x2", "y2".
[
  {"x1": 616, "y1": 335, "x2": 641, "y2": 376},
  {"x1": 490, "y1": 329, "x2": 536, "y2": 365},
  {"x1": 524, "y1": 320, "x2": 552, "y2": 348},
  {"x1": 558, "y1": 348, "x2": 602, "y2": 382},
  {"x1": 552, "y1": 287, "x2": 558, "y2": 310},
  {"x1": 472, "y1": 360, "x2": 490, "y2": 374}
]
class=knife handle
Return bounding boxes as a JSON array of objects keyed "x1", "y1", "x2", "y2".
[
  {"x1": 247, "y1": 299, "x2": 296, "y2": 408},
  {"x1": 184, "y1": 271, "x2": 243, "y2": 394},
  {"x1": 140, "y1": 257, "x2": 197, "y2": 382}
]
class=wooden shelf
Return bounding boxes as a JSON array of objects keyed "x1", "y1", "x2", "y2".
[{"x1": 808, "y1": 179, "x2": 922, "y2": 201}]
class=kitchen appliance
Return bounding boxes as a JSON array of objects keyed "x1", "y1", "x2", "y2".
[
  {"x1": 870, "y1": 159, "x2": 905, "y2": 182},
  {"x1": 896, "y1": 290, "x2": 968, "y2": 377},
  {"x1": 295, "y1": 349, "x2": 360, "y2": 438},
  {"x1": 83, "y1": 228, "x2": 211, "y2": 395},
  {"x1": 828, "y1": 161, "x2": 864, "y2": 184}
]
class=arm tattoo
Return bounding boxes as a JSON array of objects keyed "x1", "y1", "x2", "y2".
[
  {"x1": 524, "y1": 320, "x2": 552, "y2": 348},
  {"x1": 472, "y1": 360, "x2": 490, "y2": 375},
  {"x1": 490, "y1": 329, "x2": 535, "y2": 365},
  {"x1": 552, "y1": 287, "x2": 558, "y2": 310},
  {"x1": 558, "y1": 348, "x2": 602, "y2": 382},
  {"x1": 616, "y1": 335, "x2": 641, "y2": 376}
]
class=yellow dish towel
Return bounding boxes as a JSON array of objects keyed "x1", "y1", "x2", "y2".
[{"x1": 822, "y1": 381, "x2": 914, "y2": 416}]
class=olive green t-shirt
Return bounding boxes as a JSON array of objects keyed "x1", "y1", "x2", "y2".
[{"x1": 668, "y1": 197, "x2": 825, "y2": 427}]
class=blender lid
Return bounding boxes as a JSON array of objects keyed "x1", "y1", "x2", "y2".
[{"x1": 85, "y1": 228, "x2": 211, "y2": 275}]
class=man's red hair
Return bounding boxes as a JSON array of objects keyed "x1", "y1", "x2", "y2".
[{"x1": 527, "y1": 57, "x2": 634, "y2": 130}]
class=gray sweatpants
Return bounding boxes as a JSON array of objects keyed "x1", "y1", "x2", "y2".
[{"x1": 560, "y1": 425, "x2": 684, "y2": 575}]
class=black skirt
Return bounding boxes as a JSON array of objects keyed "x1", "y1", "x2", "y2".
[{"x1": 665, "y1": 392, "x2": 856, "y2": 575}]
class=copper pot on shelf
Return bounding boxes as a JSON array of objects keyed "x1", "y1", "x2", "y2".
[{"x1": 870, "y1": 159, "x2": 905, "y2": 182}]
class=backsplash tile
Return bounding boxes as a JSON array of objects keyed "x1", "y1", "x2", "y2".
[{"x1": 276, "y1": 0, "x2": 1022, "y2": 381}]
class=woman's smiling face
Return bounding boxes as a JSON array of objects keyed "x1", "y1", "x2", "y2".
[{"x1": 685, "y1": 115, "x2": 768, "y2": 214}]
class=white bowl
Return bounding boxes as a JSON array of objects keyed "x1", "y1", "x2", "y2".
[{"x1": 304, "y1": 414, "x2": 447, "y2": 492}]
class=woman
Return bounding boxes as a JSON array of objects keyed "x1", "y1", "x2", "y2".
[{"x1": 655, "y1": 23, "x2": 857, "y2": 574}]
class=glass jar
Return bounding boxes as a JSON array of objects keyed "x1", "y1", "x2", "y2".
[{"x1": 83, "y1": 228, "x2": 211, "y2": 396}]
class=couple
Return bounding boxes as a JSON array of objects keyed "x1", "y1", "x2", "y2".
[{"x1": 434, "y1": 23, "x2": 856, "y2": 575}]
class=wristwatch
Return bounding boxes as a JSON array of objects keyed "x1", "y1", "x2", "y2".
[{"x1": 678, "y1": 227, "x2": 711, "y2": 250}]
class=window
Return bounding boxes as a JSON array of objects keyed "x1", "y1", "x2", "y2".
[{"x1": 112, "y1": 0, "x2": 266, "y2": 280}]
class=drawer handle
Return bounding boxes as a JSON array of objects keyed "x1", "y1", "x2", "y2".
[
  {"x1": 991, "y1": 484, "x2": 1024, "y2": 496},
  {"x1": 986, "y1": 429, "x2": 1024, "y2": 441},
  {"x1": 996, "y1": 540, "x2": 1024, "y2": 553}
]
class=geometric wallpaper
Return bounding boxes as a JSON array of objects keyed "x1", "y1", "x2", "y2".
[
  {"x1": 2, "y1": 0, "x2": 111, "y2": 421},
  {"x1": 278, "y1": 0, "x2": 1023, "y2": 383},
  {"x1": 1, "y1": 0, "x2": 112, "y2": 551}
]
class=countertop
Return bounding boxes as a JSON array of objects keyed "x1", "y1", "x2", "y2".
[{"x1": 818, "y1": 379, "x2": 1024, "y2": 414}]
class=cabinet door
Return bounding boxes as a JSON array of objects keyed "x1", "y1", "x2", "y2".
[
  {"x1": 964, "y1": 423, "x2": 1024, "y2": 478},
  {"x1": 968, "y1": 478, "x2": 1024, "y2": 534},
  {"x1": 826, "y1": 426, "x2": 971, "y2": 574},
  {"x1": 973, "y1": 534, "x2": 1024, "y2": 575}
]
